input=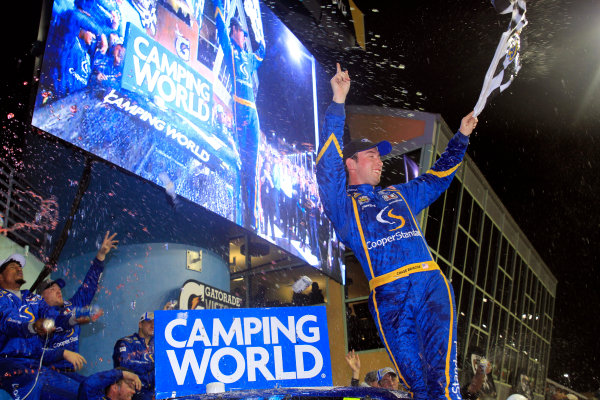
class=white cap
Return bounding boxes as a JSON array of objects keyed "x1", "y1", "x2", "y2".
[
  {"x1": 0, "y1": 253, "x2": 26, "y2": 271},
  {"x1": 139, "y1": 311, "x2": 154, "y2": 322}
]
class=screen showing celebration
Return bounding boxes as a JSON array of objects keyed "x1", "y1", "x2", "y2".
[{"x1": 32, "y1": 0, "x2": 345, "y2": 277}]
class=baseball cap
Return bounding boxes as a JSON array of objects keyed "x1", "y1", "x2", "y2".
[
  {"x1": 0, "y1": 253, "x2": 26, "y2": 273},
  {"x1": 377, "y1": 367, "x2": 397, "y2": 381},
  {"x1": 140, "y1": 312, "x2": 154, "y2": 322},
  {"x1": 343, "y1": 138, "x2": 392, "y2": 161},
  {"x1": 36, "y1": 278, "x2": 66, "y2": 295}
]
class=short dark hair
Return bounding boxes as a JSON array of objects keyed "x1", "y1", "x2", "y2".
[
  {"x1": 105, "y1": 378, "x2": 126, "y2": 395},
  {"x1": 364, "y1": 370, "x2": 378, "y2": 384},
  {"x1": 105, "y1": 367, "x2": 135, "y2": 395}
]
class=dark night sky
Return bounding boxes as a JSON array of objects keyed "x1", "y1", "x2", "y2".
[{"x1": 3, "y1": 0, "x2": 599, "y2": 393}]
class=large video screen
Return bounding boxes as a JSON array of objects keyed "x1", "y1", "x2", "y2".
[{"x1": 32, "y1": 0, "x2": 344, "y2": 278}]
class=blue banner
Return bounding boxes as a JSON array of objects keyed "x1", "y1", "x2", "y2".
[
  {"x1": 154, "y1": 306, "x2": 332, "y2": 398},
  {"x1": 122, "y1": 23, "x2": 213, "y2": 134}
]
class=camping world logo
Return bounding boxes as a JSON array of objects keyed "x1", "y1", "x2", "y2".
[{"x1": 376, "y1": 206, "x2": 405, "y2": 231}]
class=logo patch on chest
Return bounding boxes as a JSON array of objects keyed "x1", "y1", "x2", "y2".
[
  {"x1": 357, "y1": 195, "x2": 370, "y2": 205},
  {"x1": 381, "y1": 192, "x2": 399, "y2": 202}
]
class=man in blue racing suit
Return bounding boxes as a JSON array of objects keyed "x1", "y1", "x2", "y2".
[
  {"x1": 215, "y1": 0, "x2": 265, "y2": 229},
  {"x1": 112, "y1": 312, "x2": 155, "y2": 400},
  {"x1": 37, "y1": 231, "x2": 117, "y2": 382},
  {"x1": 316, "y1": 64, "x2": 478, "y2": 400}
]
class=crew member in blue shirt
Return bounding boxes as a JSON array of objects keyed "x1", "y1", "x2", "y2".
[
  {"x1": 112, "y1": 312, "x2": 155, "y2": 400},
  {"x1": 37, "y1": 231, "x2": 117, "y2": 382}
]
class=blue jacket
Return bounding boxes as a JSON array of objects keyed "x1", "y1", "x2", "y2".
[
  {"x1": 316, "y1": 102, "x2": 469, "y2": 284},
  {"x1": 78, "y1": 369, "x2": 123, "y2": 400},
  {"x1": 0, "y1": 288, "x2": 75, "y2": 366},
  {"x1": 47, "y1": 258, "x2": 105, "y2": 370},
  {"x1": 55, "y1": 33, "x2": 92, "y2": 97},
  {"x1": 113, "y1": 333, "x2": 154, "y2": 390}
]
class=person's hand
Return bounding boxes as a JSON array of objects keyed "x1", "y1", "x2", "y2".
[
  {"x1": 122, "y1": 371, "x2": 142, "y2": 391},
  {"x1": 98, "y1": 34, "x2": 108, "y2": 55},
  {"x1": 75, "y1": 306, "x2": 104, "y2": 325},
  {"x1": 481, "y1": 359, "x2": 492, "y2": 374},
  {"x1": 96, "y1": 231, "x2": 118, "y2": 261},
  {"x1": 345, "y1": 350, "x2": 361, "y2": 379},
  {"x1": 63, "y1": 350, "x2": 87, "y2": 370},
  {"x1": 459, "y1": 111, "x2": 478, "y2": 136},
  {"x1": 163, "y1": 300, "x2": 178, "y2": 310},
  {"x1": 331, "y1": 63, "x2": 350, "y2": 104},
  {"x1": 33, "y1": 318, "x2": 56, "y2": 336}
]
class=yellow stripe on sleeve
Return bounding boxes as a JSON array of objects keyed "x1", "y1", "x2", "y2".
[
  {"x1": 316, "y1": 133, "x2": 343, "y2": 164},
  {"x1": 426, "y1": 163, "x2": 461, "y2": 178}
]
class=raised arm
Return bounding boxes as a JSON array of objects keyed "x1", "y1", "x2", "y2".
[
  {"x1": 315, "y1": 64, "x2": 351, "y2": 238},
  {"x1": 392, "y1": 111, "x2": 476, "y2": 214},
  {"x1": 70, "y1": 231, "x2": 117, "y2": 307}
]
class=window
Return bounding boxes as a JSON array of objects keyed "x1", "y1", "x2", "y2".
[
  {"x1": 454, "y1": 229, "x2": 467, "y2": 271},
  {"x1": 438, "y1": 179, "x2": 461, "y2": 260},
  {"x1": 477, "y1": 217, "x2": 491, "y2": 289},
  {"x1": 346, "y1": 301, "x2": 383, "y2": 351},
  {"x1": 197, "y1": 14, "x2": 219, "y2": 68},
  {"x1": 465, "y1": 237, "x2": 478, "y2": 280},
  {"x1": 459, "y1": 189, "x2": 472, "y2": 231},
  {"x1": 425, "y1": 193, "x2": 444, "y2": 251},
  {"x1": 470, "y1": 201, "x2": 483, "y2": 240},
  {"x1": 344, "y1": 253, "x2": 383, "y2": 352},
  {"x1": 486, "y1": 225, "x2": 500, "y2": 295}
]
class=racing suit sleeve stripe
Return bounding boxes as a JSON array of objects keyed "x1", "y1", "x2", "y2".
[
  {"x1": 371, "y1": 290, "x2": 412, "y2": 392},
  {"x1": 233, "y1": 95, "x2": 256, "y2": 108},
  {"x1": 442, "y1": 275, "x2": 456, "y2": 400},
  {"x1": 426, "y1": 162, "x2": 461, "y2": 178},
  {"x1": 315, "y1": 133, "x2": 342, "y2": 164},
  {"x1": 214, "y1": 7, "x2": 224, "y2": 20},
  {"x1": 351, "y1": 197, "x2": 375, "y2": 280}
]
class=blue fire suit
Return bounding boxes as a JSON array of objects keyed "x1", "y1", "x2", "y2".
[
  {"x1": 45, "y1": 258, "x2": 105, "y2": 379},
  {"x1": 77, "y1": 369, "x2": 123, "y2": 400},
  {"x1": 316, "y1": 102, "x2": 468, "y2": 400},
  {"x1": 112, "y1": 333, "x2": 153, "y2": 400},
  {"x1": 55, "y1": 28, "x2": 93, "y2": 98},
  {"x1": 0, "y1": 289, "x2": 81, "y2": 400},
  {"x1": 215, "y1": 0, "x2": 265, "y2": 229}
]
